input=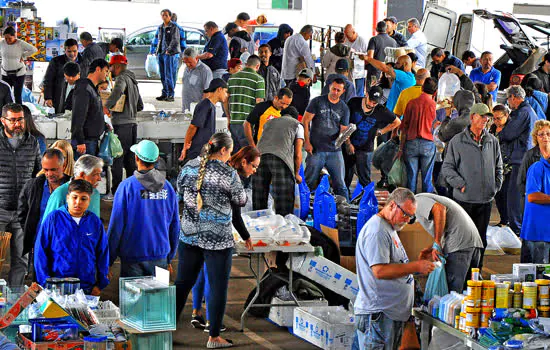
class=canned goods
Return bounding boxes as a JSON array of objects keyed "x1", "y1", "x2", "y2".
[
  {"x1": 467, "y1": 281, "x2": 482, "y2": 308},
  {"x1": 523, "y1": 282, "x2": 538, "y2": 309},
  {"x1": 495, "y1": 283, "x2": 509, "y2": 308},
  {"x1": 481, "y1": 281, "x2": 495, "y2": 308},
  {"x1": 480, "y1": 310, "x2": 491, "y2": 328},
  {"x1": 539, "y1": 306, "x2": 550, "y2": 317},
  {"x1": 509, "y1": 289, "x2": 515, "y2": 308},
  {"x1": 471, "y1": 268, "x2": 480, "y2": 281},
  {"x1": 455, "y1": 315, "x2": 460, "y2": 329},
  {"x1": 536, "y1": 279, "x2": 550, "y2": 307},
  {"x1": 465, "y1": 307, "x2": 480, "y2": 328},
  {"x1": 459, "y1": 312, "x2": 466, "y2": 332}
]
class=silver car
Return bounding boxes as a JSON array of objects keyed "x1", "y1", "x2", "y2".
[{"x1": 125, "y1": 24, "x2": 207, "y2": 79}]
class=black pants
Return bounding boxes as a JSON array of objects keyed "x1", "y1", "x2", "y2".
[
  {"x1": 455, "y1": 200, "x2": 492, "y2": 271},
  {"x1": 494, "y1": 172, "x2": 510, "y2": 225},
  {"x1": 175, "y1": 243, "x2": 232, "y2": 337},
  {"x1": 111, "y1": 124, "x2": 137, "y2": 194},
  {"x1": 2, "y1": 74, "x2": 24, "y2": 104}
]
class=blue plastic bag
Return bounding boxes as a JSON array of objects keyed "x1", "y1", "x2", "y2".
[
  {"x1": 297, "y1": 165, "x2": 310, "y2": 220},
  {"x1": 356, "y1": 182, "x2": 378, "y2": 236},
  {"x1": 313, "y1": 175, "x2": 336, "y2": 231},
  {"x1": 424, "y1": 256, "x2": 449, "y2": 302},
  {"x1": 145, "y1": 54, "x2": 160, "y2": 78},
  {"x1": 351, "y1": 182, "x2": 363, "y2": 201},
  {"x1": 98, "y1": 132, "x2": 113, "y2": 166}
]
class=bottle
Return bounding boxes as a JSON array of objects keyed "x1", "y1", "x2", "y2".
[{"x1": 306, "y1": 214, "x2": 314, "y2": 227}]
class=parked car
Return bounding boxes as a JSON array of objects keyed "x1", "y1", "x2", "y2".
[{"x1": 125, "y1": 24, "x2": 207, "y2": 79}]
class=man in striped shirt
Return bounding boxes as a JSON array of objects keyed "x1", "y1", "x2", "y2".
[{"x1": 225, "y1": 55, "x2": 265, "y2": 153}]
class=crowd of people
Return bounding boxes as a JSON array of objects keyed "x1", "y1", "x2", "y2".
[{"x1": 1, "y1": 6, "x2": 550, "y2": 350}]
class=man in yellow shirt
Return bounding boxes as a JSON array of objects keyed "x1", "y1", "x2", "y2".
[{"x1": 393, "y1": 68, "x2": 430, "y2": 117}]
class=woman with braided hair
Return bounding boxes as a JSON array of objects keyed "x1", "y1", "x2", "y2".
[{"x1": 176, "y1": 132, "x2": 248, "y2": 349}]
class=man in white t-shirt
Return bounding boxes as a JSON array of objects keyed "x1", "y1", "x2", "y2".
[
  {"x1": 406, "y1": 18, "x2": 427, "y2": 68},
  {"x1": 354, "y1": 188, "x2": 434, "y2": 350},
  {"x1": 344, "y1": 24, "x2": 369, "y2": 97}
]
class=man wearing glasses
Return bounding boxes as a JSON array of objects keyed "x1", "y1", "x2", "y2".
[
  {"x1": 0, "y1": 103, "x2": 41, "y2": 285},
  {"x1": 353, "y1": 188, "x2": 435, "y2": 350},
  {"x1": 414, "y1": 193, "x2": 484, "y2": 292},
  {"x1": 441, "y1": 103, "x2": 503, "y2": 272}
]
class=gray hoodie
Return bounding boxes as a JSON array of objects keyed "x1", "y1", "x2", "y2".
[
  {"x1": 441, "y1": 128, "x2": 503, "y2": 203},
  {"x1": 106, "y1": 69, "x2": 144, "y2": 125},
  {"x1": 438, "y1": 90, "x2": 475, "y2": 143},
  {"x1": 134, "y1": 168, "x2": 166, "y2": 193}
]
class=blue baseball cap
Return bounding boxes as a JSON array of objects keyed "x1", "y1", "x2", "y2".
[{"x1": 130, "y1": 140, "x2": 159, "y2": 163}]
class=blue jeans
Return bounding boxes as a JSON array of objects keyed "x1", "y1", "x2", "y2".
[
  {"x1": 355, "y1": 78, "x2": 365, "y2": 97},
  {"x1": 71, "y1": 139, "x2": 98, "y2": 159},
  {"x1": 175, "y1": 243, "x2": 233, "y2": 337},
  {"x1": 229, "y1": 124, "x2": 248, "y2": 154},
  {"x1": 404, "y1": 139, "x2": 436, "y2": 193},
  {"x1": 191, "y1": 263, "x2": 210, "y2": 320},
  {"x1": 353, "y1": 313, "x2": 405, "y2": 350},
  {"x1": 305, "y1": 151, "x2": 349, "y2": 201},
  {"x1": 120, "y1": 259, "x2": 168, "y2": 278},
  {"x1": 159, "y1": 53, "x2": 180, "y2": 97},
  {"x1": 212, "y1": 69, "x2": 228, "y2": 80}
]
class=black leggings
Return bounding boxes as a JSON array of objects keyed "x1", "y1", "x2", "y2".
[{"x1": 3, "y1": 74, "x2": 24, "y2": 104}]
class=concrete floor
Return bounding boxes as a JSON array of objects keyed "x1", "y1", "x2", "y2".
[{"x1": 7, "y1": 80, "x2": 519, "y2": 349}]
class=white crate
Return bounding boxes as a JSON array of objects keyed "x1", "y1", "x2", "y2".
[
  {"x1": 293, "y1": 306, "x2": 355, "y2": 350},
  {"x1": 268, "y1": 297, "x2": 328, "y2": 327}
]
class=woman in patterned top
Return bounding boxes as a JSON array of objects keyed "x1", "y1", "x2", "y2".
[{"x1": 176, "y1": 132, "x2": 247, "y2": 349}]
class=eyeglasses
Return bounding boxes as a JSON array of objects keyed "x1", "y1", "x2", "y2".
[
  {"x1": 537, "y1": 132, "x2": 550, "y2": 138},
  {"x1": 2, "y1": 117, "x2": 24, "y2": 125},
  {"x1": 395, "y1": 202, "x2": 416, "y2": 221}
]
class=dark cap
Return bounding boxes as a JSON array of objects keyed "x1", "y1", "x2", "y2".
[
  {"x1": 368, "y1": 86, "x2": 384, "y2": 104},
  {"x1": 384, "y1": 16, "x2": 398, "y2": 24},
  {"x1": 335, "y1": 58, "x2": 349, "y2": 72},
  {"x1": 223, "y1": 22, "x2": 238, "y2": 35},
  {"x1": 203, "y1": 78, "x2": 228, "y2": 93},
  {"x1": 540, "y1": 53, "x2": 550, "y2": 66},
  {"x1": 298, "y1": 68, "x2": 313, "y2": 79}
]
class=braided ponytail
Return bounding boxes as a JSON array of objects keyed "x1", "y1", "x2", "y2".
[{"x1": 195, "y1": 132, "x2": 234, "y2": 211}]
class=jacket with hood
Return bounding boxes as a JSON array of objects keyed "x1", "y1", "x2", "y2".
[
  {"x1": 105, "y1": 69, "x2": 144, "y2": 125},
  {"x1": 229, "y1": 31, "x2": 256, "y2": 59},
  {"x1": 107, "y1": 169, "x2": 180, "y2": 265},
  {"x1": 0, "y1": 128, "x2": 41, "y2": 211},
  {"x1": 150, "y1": 21, "x2": 181, "y2": 56},
  {"x1": 498, "y1": 101, "x2": 537, "y2": 165},
  {"x1": 441, "y1": 128, "x2": 503, "y2": 203},
  {"x1": 258, "y1": 63, "x2": 282, "y2": 101},
  {"x1": 18, "y1": 174, "x2": 71, "y2": 256},
  {"x1": 321, "y1": 44, "x2": 351, "y2": 76},
  {"x1": 268, "y1": 24, "x2": 293, "y2": 73},
  {"x1": 42, "y1": 181, "x2": 100, "y2": 223},
  {"x1": 438, "y1": 90, "x2": 475, "y2": 143},
  {"x1": 35, "y1": 205, "x2": 109, "y2": 292},
  {"x1": 71, "y1": 78, "x2": 105, "y2": 143}
]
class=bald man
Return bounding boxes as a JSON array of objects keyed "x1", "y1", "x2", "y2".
[
  {"x1": 393, "y1": 68, "x2": 430, "y2": 117},
  {"x1": 343, "y1": 24, "x2": 369, "y2": 97}
]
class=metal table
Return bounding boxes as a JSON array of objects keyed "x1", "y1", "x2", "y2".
[
  {"x1": 413, "y1": 309, "x2": 488, "y2": 350},
  {"x1": 235, "y1": 243, "x2": 314, "y2": 331}
]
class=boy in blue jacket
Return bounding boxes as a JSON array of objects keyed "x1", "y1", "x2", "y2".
[
  {"x1": 34, "y1": 179, "x2": 109, "y2": 295},
  {"x1": 107, "y1": 140, "x2": 180, "y2": 277}
]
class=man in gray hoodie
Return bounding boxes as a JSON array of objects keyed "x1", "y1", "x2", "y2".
[
  {"x1": 438, "y1": 89, "x2": 475, "y2": 143},
  {"x1": 441, "y1": 103, "x2": 503, "y2": 270},
  {"x1": 106, "y1": 55, "x2": 144, "y2": 195}
]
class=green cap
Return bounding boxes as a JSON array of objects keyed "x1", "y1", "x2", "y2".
[
  {"x1": 130, "y1": 140, "x2": 159, "y2": 163},
  {"x1": 470, "y1": 103, "x2": 493, "y2": 117}
]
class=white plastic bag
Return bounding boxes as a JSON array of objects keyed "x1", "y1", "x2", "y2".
[
  {"x1": 145, "y1": 54, "x2": 160, "y2": 78},
  {"x1": 437, "y1": 72, "x2": 461, "y2": 103}
]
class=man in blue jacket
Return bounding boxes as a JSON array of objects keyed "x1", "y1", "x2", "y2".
[
  {"x1": 107, "y1": 140, "x2": 180, "y2": 277},
  {"x1": 34, "y1": 179, "x2": 109, "y2": 295}
]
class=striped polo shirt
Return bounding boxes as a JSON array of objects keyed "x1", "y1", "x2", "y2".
[{"x1": 227, "y1": 67, "x2": 266, "y2": 124}]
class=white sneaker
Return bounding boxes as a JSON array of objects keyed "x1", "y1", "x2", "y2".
[{"x1": 102, "y1": 194, "x2": 114, "y2": 201}]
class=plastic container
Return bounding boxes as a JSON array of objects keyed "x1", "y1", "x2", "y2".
[
  {"x1": 536, "y1": 279, "x2": 550, "y2": 307},
  {"x1": 465, "y1": 307, "x2": 480, "y2": 328},
  {"x1": 84, "y1": 335, "x2": 107, "y2": 350},
  {"x1": 467, "y1": 280, "x2": 482, "y2": 308},
  {"x1": 495, "y1": 283, "x2": 509, "y2": 308},
  {"x1": 29, "y1": 319, "x2": 79, "y2": 342},
  {"x1": 481, "y1": 281, "x2": 495, "y2": 308},
  {"x1": 522, "y1": 282, "x2": 537, "y2": 309},
  {"x1": 119, "y1": 276, "x2": 176, "y2": 332},
  {"x1": 471, "y1": 268, "x2": 480, "y2": 281},
  {"x1": 129, "y1": 332, "x2": 172, "y2": 350},
  {"x1": 246, "y1": 214, "x2": 286, "y2": 230},
  {"x1": 248, "y1": 226, "x2": 275, "y2": 246},
  {"x1": 242, "y1": 209, "x2": 275, "y2": 219},
  {"x1": 539, "y1": 306, "x2": 550, "y2": 317}
]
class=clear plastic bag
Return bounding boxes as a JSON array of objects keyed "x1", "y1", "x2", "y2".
[
  {"x1": 145, "y1": 54, "x2": 160, "y2": 78},
  {"x1": 437, "y1": 73, "x2": 461, "y2": 103}
]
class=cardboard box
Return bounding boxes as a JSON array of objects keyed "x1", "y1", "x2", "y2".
[
  {"x1": 289, "y1": 253, "x2": 359, "y2": 301},
  {"x1": 491, "y1": 274, "x2": 516, "y2": 284},
  {"x1": 0, "y1": 283, "x2": 42, "y2": 329},
  {"x1": 293, "y1": 306, "x2": 355, "y2": 350},
  {"x1": 398, "y1": 222, "x2": 434, "y2": 261},
  {"x1": 18, "y1": 333, "x2": 84, "y2": 350},
  {"x1": 513, "y1": 263, "x2": 537, "y2": 282},
  {"x1": 268, "y1": 297, "x2": 328, "y2": 327}
]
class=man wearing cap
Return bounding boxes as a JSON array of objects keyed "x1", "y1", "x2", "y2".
[
  {"x1": 344, "y1": 24, "x2": 369, "y2": 97},
  {"x1": 526, "y1": 53, "x2": 550, "y2": 93},
  {"x1": 322, "y1": 59, "x2": 356, "y2": 103},
  {"x1": 108, "y1": 140, "x2": 180, "y2": 278},
  {"x1": 398, "y1": 77, "x2": 438, "y2": 194},
  {"x1": 179, "y1": 79, "x2": 228, "y2": 162},
  {"x1": 441, "y1": 103, "x2": 503, "y2": 270},
  {"x1": 106, "y1": 55, "x2": 144, "y2": 194},
  {"x1": 345, "y1": 86, "x2": 400, "y2": 188},
  {"x1": 288, "y1": 68, "x2": 312, "y2": 120},
  {"x1": 384, "y1": 16, "x2": 407, "y2": 47},
  {"x1": 406, "y1": 18, "x2": 427, "y2": 68},
  {"x1": 181, "y1": 47, "x2": 213, "y2": 113},
  {"x1": 258, "y1": 44, "x2": 282, "y2": 101},
  {"x1": 365, "y1": 21, "x2": 397, "y2": 86}
]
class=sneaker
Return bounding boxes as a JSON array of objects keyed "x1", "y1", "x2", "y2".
[
  {"x1": 190, "y1": 314, "x2": 206, "y2": 329},
  {"x1": 165, "y1": 96, "x2": 175, "y2": 102},
  {"x1": 206, "y1": 339, "x2": 233, "y2": 349},
  {"x1": 102, "y1": 193, "x2": 114, "y2": 201},
  {"x1": 204, "y1": 322, "x2": 226, "y2": 332},
  {"x1": 156, "y1": 95, "x2": 167, "y2": 101}
]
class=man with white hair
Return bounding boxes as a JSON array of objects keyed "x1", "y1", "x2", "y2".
[
  {"x1": 181, "y1": 47, "x2": 213, "y2": 112},
  {"x1": 406, "y1": 18, "x2": 427, "y2": 68},
  {"x1": 353, "y1": 187, "x2": 434, "y2": 350},
  {"x1": 43, "y1": 155, "x2": 103, "y2": 220},
  {"x1": 281, "y1": 25, "x2": 315, "y2": 86}
]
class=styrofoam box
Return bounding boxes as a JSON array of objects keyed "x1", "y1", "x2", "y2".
[
  {"x1": 268, "y1": 297, "x2": 328, "y2": 327},
  {"x1": 293, "y1": 306, "x2": 355, "y2": 350},
  {"x1": 289, "y1": 253, "x2": 359, "y2": 301}
]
